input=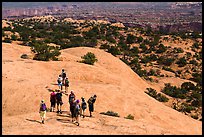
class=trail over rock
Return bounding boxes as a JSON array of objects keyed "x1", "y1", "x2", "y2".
[{"x1": 2, "y1": 43, "x2": 202, "y2": 135}]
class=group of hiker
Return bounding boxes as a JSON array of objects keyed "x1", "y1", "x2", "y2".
[{"x1": 39, "y1": 69, "x2": 97, "y2": 126}]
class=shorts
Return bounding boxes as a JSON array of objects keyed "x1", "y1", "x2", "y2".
[
  {"x1": 51, "y1": 101, "x2": 56, "y2": 107},
  {"x1": 89, "y1": 104, "x2": 94, "y2": 112},
  {"x1": 57, "y1": 100, "x2": 63, "y2": 105},
  {"x1": 40, "y1": 111, "x2": 46, "y2": 119},
  {"x1": 58, "y1": 83, "x2": 62, "y2": 86}
]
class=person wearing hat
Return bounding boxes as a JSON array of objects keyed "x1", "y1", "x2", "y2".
[
  {"x1": 87, "y1": 95, "x2": 97, "y2": 117},
  {"x1": 39, "y1": 100, "x2": 47, "y2": 124},
  {"x1": 80, "y1": 97, "x2": 87, "y2": 118}
]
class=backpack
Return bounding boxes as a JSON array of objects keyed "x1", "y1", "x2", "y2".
[
  {"x1": 88, "y1": 97, "x2": 93, "y2": 104},
  {"x1": 57, "y1": 77, "x2": 62, "y2": 83},
  {"x1": 65, "y1": 79, "x2": 69, "y2": 86},
  {"x1": 69, "y1": 94, "x2": 75, "y2": 103},
  {"x1": 50, "y1": 92, "x2": 56, "y2": 101},
  {"x1": 82, "y1": 101, "x2": 87, "y2": 110},
  {"x1": 56, "y1": 93, "x2": 62, "y2": 100},
  {"x1": 62, "y1": 72, "x2": 66, "y2": 78},
  {"x1": 75, "y1": 104, "x2": 80, "y2": 113},
  {"x1": 40, "y1": 103, "x2": 46, "y2": 111}
]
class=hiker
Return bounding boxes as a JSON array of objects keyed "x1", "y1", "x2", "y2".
[
  {"x1": 61, "y1": 69, "x2": 67, "y2": 85},
  {"x1": 39, "y1": 100, "x2": 47, "y2": 124},
  {"x1": 71, "y1": 99, "x2": 80, "y2": 126},
  {"x1": 68, "y1": 90, "x2": 76, "y2": 115},
  {"x1": 50, "y1": 90, "x2": 56, "y2": 112},
  {"x1": 64, "y1": 77, "x2": 69, "y2": 93},
  {"x1": 70, "y1": 99, "x2": 76, "y2": 122},
  {"x1": 88, "y1": 95, "x2": 97, "y2": 117},
  {"x1": 57, "y1": 74, "x2": 63, "y2": 90},
  {"x1": 80, "y1": 97, "x2": 87, "y2": 118},
  {"x1": 56, "y1": 90, "x2": 63, "y2": 114}
]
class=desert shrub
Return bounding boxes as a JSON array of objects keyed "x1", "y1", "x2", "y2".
[
  {"x1": 120, "y1": 58, "x2": 129, "y2": 65},
  {"x1": 137, "y1": 36, "x2": 143, "y2": 43},
  {"x1": 100, "y1": 111, "x2": 120, "y2": 117},
  {"x1": 124, "y1": 114, "x2": 134, "y2": 120},
  {"x1": 173, "y1": 47, "x2": 184, "y2": 53},
  {"x1": 145, "y1": 88, "x2": 169, "y2": 102},
  {"x1": 191, "y1": 115, "x2": 199, "y2": 120},
  {"x1": 11, "y1": 34, "x2": 17, "y2": 41},
  {"x1": 100, "y1": 43, "x2": 110, "y2": 50},
  {"x1": 129, "y1": 47, "x2": 139, "y2": 57},
  {"x1": 140, "y1": 55, "x2": 151, "y2": 63},
  {"x1": 156, "y1": 93, "x2": 169, "y2": 102},
  {"x1": 20, "y1": 54, "x2": 29, "y2": 59},
  {"x1": 161, "y1": 83, "x2": 186, "y2": 99},
  {"x1": 189, "y1": 59, "x2": 198, "y2": 65},
  {"x1": 176, "y1": 57, "x2": 187, "y2": 67},
  {"x1": 190, "y1": 72, "x2": 202, "y2": 86},
  {"x1": 3, "y1": 37, "x2": 12, "y2": 43},
  {"x1": 31, "y1": 42, "x2": 61, "y2": 61},
  {"x1": 191, "y1": 42, "x2": 200, "y2": 49},
  {"x1": 107, "y1": 46, "x2": 121, "y2": 56},
  {"x1": 191, "y1": 98, "x2": 202, "y2": 107},
  {"x1": 156, "y1": 44, "x2": 167, "y2": 53},
  {"x1": 157, "y1": 56, "x2": 175, "y2": 66},
  {"x1": 80, "y1": 52, "x2": 98, "y2": 65},
  {"x1": 126, "y1": 34, "x2": 136, "y2": 44},
  {"x1": 2, "y1": 30, "x2": 5, "y2": 36},
  {"x1": 146, "y1": 88, "x2": 157, "y2": 98},
  {"x1": 135, "y1": 69, "x2": 147, "y2": 77},
  {"x1": 181, "y1": 82, "x2": 196, "y2": 91},
  {"x1": 139, "y1": 43, "x2": 147, "y2": 53},
  {"x1": 162, "y1": 66, "x2": 175, "y2": 73}
]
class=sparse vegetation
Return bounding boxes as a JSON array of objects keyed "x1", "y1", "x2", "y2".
[
  {"x1": 80, "y1": 52, "x2": 98, "y2": 65},
  {"x1": 124, "y1": 114, "x2": 134, "y2": 120},
  {"x1": 145, "y1": 88, "x2": 169, "y2": 102},
  {"x1": 100, "y1": 111, "x2": 120, "y2": 117}
]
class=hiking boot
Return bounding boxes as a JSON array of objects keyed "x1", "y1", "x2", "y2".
[
  {"x1": 76, "y1": 122, "x2": 79, "y2": 126},
  {"x1": 42, "y1": 120, "x2": 44, "y2": 124},
  {"x1": 60, "y1": 111, "x2": 62, "y2": 114},
  {"x1": 83, "y1": 115, "x2": 85, "y2": 118}
]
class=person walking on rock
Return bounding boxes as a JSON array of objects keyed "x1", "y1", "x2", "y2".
[
  {"x1": 88, "y1": 94, "x2": 97, "y2": 117},
  {"x1": 50, "y1": 90, "x2": 56, "y2": 112},
  {"x1": 72, "y1": 99, "x2": 80, "y2": 126},
  {"x1": 80, "y1": 97, "x2": 87, "y2": 118},
  {"x1": 57, "y1": 75, "x2": 63, "y2": 90},
  {"x1": 61, "y1": 69, "x2": 67, "y2": 85},
  {"x1": 39, "y1": 100, "x2": 47, "y2": 124},
  {"x1": 56, "y1": 90, "x2": 63, "y2": 114}
]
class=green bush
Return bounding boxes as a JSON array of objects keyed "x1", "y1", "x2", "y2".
[
  {"x1": 181, "y1": 82, "x2": 195, "y2": 91},
  {"x1": 3, "y1": 38, "x2": 12, "y2": 43},
  {"x1": 176, "y1": 57, "x2": 187, "y2": 67},
  {"x1": 162, "y1": 66, "x2": 175, "y2": 73},
  {"x1": 81, "y1": 52, "x2": 98, "y2": 65},
  {"x1": 100, "y1": 111, "x2": 120, "y2": 117},
  {"x1": 31, "y1": 42, "x2": 61, "y2": 61},
  {"x1": 145, "y1": 88, "x2": 169, "y2": 102},
  {"x1": 124, "y1": 114, "x2": 134, "y2": 120},
  {"x1": 191, "y1": 115, "x2": 199, "y2": 120}
]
